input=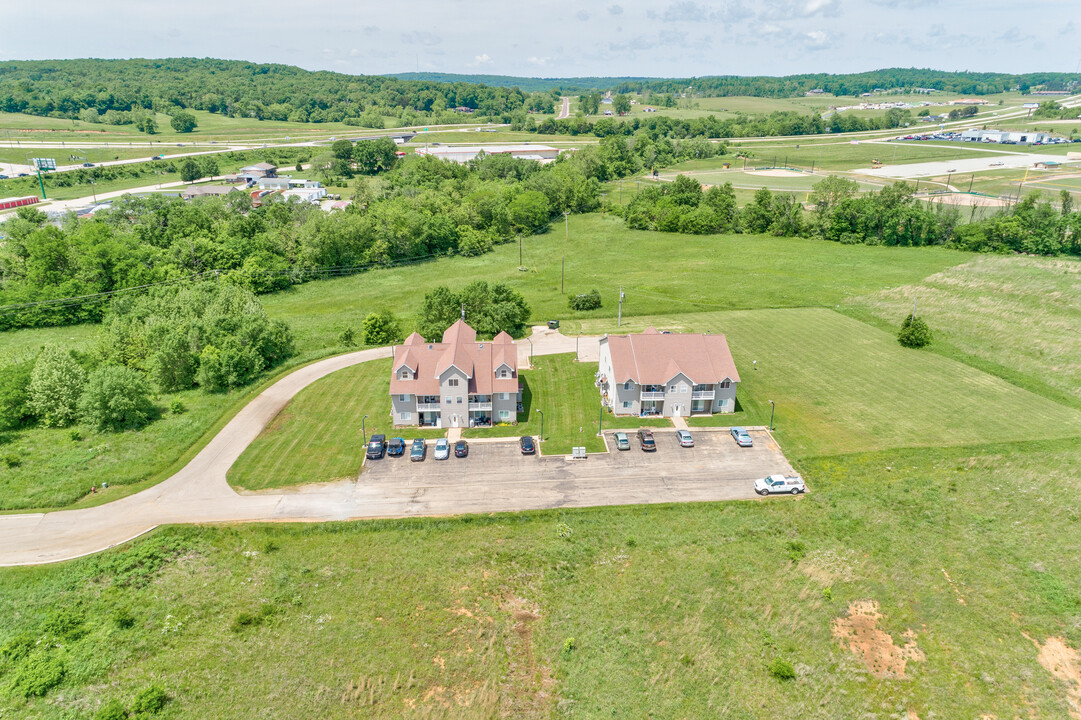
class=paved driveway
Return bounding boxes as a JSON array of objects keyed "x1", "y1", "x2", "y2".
[{"x1": 0, "y1": 332, "x2": 797, "y2": 566}]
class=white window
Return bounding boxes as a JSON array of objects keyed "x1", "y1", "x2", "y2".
[
  {"x1": 681, "y1": 385, "x2": 688, "y2": 393},
  {"x1": 448, "y1": 378, "x2": 459, "y2": 387},
  {"x1": 622, "y1": 401, "x2": 632, "y2": 409},
  {"x1": 499, "y1": 369, "x2": 508, "y2": 378},
  {"x1": 624, "y1": 381, "x2": 633, "y2": 390},
  {"x1": 399, "y1": 412, "x2": 409, "y2": 421},
  {"x1": 456, "y1": 397, "x2": 463, "y2": 404},
  {"x1": 399, "y1": 394, "x2": 408, "y2": 402},
  {"x1": 445, "y1": 396, "x2": 452, "y2": 404},
  {"x1": 500, "y1": 392, "x2": 510, "y2": 400},
  {"x1": 669, "y1": 385, "x2": 677, "y2": 393},
  {"x1": 720, "y1": 380, "x2": 731, "y2": 389},
  {"x1": 498, "y1": 410, "x2": 510, "y2": 421}
]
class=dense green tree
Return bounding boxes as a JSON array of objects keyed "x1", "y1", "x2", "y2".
[
  {"x1": 179, "y1": 158, "x2": 201, "y2": 183},
  {"x1": 79, "y1": 365, "x2": 156, "y2": 431},
  {"x1": 0, "y1": 360, "x2": 35, "y2": 430},
  {"x1": 170, "y1": 111, "x2": 197, "y2": 133},
  {"x1": 612, "y1": 94, "x2": 631, "y2": 115},
  {"x1": 362, "y1": 309, "x2": 403, "y2": 345},
  {"x1": 27, "y1": 346, "x2": 86, "y2": 427},
  {"x1": 331, "y1": 139, "x2": 354, "y2": 160},
  {"x1": 508, "y1": 190, "x2": 552, "y2": 234},
  {"x1": 351, "y1": 138, "x2": 398, "y2": 175}
]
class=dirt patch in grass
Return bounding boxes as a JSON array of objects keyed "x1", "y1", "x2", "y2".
[
  {"x1": 799, "y1": 548, "x2": 857, "y2": 584},
  {"x1": 1027, "y1": 634, "x2": 1081, "y2": 719},
  {"x1": 832, "y1": 600, "x2": 925, "y2": 678},
  {"x1": 499, "y1": 596, "x2": 556, "y2": 718}
]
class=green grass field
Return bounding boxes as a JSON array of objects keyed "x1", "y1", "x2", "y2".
[
  {"x1": 260, "y1": 213, "x2": 969, "y2": 350},
  {"x1": 846, "y1": 254, "x2": 1081, "y2": 407},
  {"x1": 3, "y1": 436, "x2": 1081, "y2": 718},
  {"x1": 228, "y1": 353, "x2": 608, "y2": 491}
]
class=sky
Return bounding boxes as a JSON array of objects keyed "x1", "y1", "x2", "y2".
[{"x1": 4, "y1": 0, "x2": 1080, "y2": 78}]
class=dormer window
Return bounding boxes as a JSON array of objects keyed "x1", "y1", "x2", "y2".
[
  {"x1": 399, "y1": 369, "x2": 411, "y2": 380},
  {"x1": 448, "y1": 378, "x2": 459, "y2": 387},
  {"x1": 499, "y1": 369, "x2": 508, "y2": 378}
]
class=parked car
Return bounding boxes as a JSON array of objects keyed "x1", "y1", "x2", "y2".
[
  {"x1": 365, "y1": 433, "x2": 387, "y2": 460},
  {"x1": 0, "y1": 175, "x2": 8, "y2": 180},
  {"x1": 614, "y1": 431, "x2": 630, "y2": 450},
  {"x1": 519, "y1": 436, "x2": 536, "y2": 455},
  {"x1": 676, "y1": 429, "x2": 694, "y2": 447},
  {"x1": 637, "y1": 428, "x2": 656, "y2": 452},
  {"x1": 82, "y1": 162, "x2": 94, "y2": 167},
  {"x1": 410, "y1": 438, "x2": 426, "y2": 462},
  {"x1": 434, "y1": 438, "x2": 450, "y2": 460},
  {"x1": 387, "y1": 437, "x2": 406, "y2": 457},
  {"x1": 754, "y1": 475, "x2": 806, "y2": 495},
  {"x1": 454, "y1": 439, "x2": 469, "y2": 458},
  {"x1": 730, "y1": 427, "x2": 753, "y2": 447}
]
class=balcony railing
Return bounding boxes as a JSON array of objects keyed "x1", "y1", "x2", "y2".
[
  {"x1": 640, "y1": 392, "x2": 666, "y2": 401},
  {"x1": 416, "y1": 403, "x2": 442, "y2": 412},
  {"x1": 468, "y1": 402, "x2": 492, "y2": 411},
  {"x1": 691, "y1": 390, "x2": 715, "y2": 400}
]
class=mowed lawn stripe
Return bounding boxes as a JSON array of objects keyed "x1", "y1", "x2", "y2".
[{"x1": 576, "y1": 308, "x2": 1081, "y2": 458}]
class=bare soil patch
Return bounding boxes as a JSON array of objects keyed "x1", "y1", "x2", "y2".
[
  {"x1": 1027, "y1": 634, "x2": 1081, "y2": 719},
  {"x1": 832, "y1": 600, "x2": 925, "y2": 678}
]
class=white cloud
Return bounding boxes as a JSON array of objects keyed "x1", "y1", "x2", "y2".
[
  {"x1": 473, "y1": 53, "x2": 493, "y2": 65},
  {"x1": 527, "y1": 56, "x2": 550, "y2": 66}
]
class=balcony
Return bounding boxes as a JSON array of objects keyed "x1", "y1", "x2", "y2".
[
  {"x1": 691, "y1": 390, "x2": 715, "y2": 400},
  {"x1": 416, "y1": 403, "x2": 441, "y2": 412},
  {"x1": 640, "y1": 391, "x2": 666, "y2": 401},
  {"x1": 468, "y1": 402, "x2": 493, "y2": 411}
]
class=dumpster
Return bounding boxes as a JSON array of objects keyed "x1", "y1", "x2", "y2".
[{"x1": 547, "y1": 320, "x2": 560, "y2": 329}]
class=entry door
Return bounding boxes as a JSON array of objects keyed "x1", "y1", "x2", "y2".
[
  {"x1": 452, "y1": 414, "x2": 459, "y2": 428},
  {"x1": 672, "y1": 404, "x2": 681, "y2": 417}
]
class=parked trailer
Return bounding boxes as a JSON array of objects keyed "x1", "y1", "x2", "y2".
[{"x1": 0, "y1": 196, "x2": 40, "y2": 211}]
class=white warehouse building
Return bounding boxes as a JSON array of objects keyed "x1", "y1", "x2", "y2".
[{"x1": 413, "y1": 144, "x2": 561, "y2": 164}]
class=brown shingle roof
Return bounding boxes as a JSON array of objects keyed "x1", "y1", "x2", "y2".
[
  {"x1": 605, "y1": 331, "x2": 739, "y2": 385},
  {"x1": 390, "y1": 322, "x2": 518, "y2": 396}
]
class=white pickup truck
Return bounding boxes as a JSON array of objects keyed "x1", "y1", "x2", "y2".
[{"x1": 754, "y1": 475, "x2": 806, "y2": 495}]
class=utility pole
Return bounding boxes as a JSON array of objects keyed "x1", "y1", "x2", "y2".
[
  {"x1": 562, "y1": 210, "x2": 569, "y2": 294},
  {"x1": 617, "y1": 286, "x2": 624, "y2": 327},
  {"x1": 911, "y1": 297, "x2": 917, "y2": 321},
  {"x1": 460, "y1": 303, "x2": 465, "y2": 320},
  {"x1": 597, "y1": 405, "x2": 603, "y2": 436}
]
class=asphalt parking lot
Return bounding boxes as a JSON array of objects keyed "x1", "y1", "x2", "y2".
[{"x1": 355, "y1": 427, "x2": 799, "y2": 516}]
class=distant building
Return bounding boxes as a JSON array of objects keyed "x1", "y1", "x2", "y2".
[
  {"x1": 182, "y1": 185, "x2": 240, "y2": 200},
  {"x1": 1033, "y1": 161, "x2": 1061, "y2": 169},
  {"x1": 237, "y1": 162, "x2": 277, "y2": 182},
  {"x1": 281, "y1": 186, "x2": 327, "y2": 203},
  {"x1": 1030, "y1": 90, "x2": 1069, "y2": 96},
  {"x1": 804, "y1": 88, "x2": 826, "y2": 96},
  {"x1": 454, "y1": 106, "x2": 475, "y2": 114},
  {"x1": 413, "y1": 144, "x2": 561, "y2": 164},
  {"x1": 642, "y1": 107, "x2": 656, "y2": 112}
]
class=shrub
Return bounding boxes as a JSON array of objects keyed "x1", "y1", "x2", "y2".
[
  {"x1": 230, "y1": 604, "x2": 276, "y2": 633},
  {"x1": 0, "y1": 360, "x2": 35, "y2": 430},
  {"x1": 898, "y1": 314, "x2": 933, "y2": 349},
  {"x1": 43, "y1": 606, "x2": 87, "y2": 640},
  {"x1": 7, "y1": 651, "x2": 66, "y2": 698},
  {"x1": 112, "y1": 606, "x2": 136, "y2": 630},
  {"x1": 169, "y1": 399, "x2": 186, "y2": 415},
  {"x1": 130, "y1": 683, "x2": 168, "y2": 714},
  {"x1": 785, "y1": 540, "x2": 807, "y2": 561},
  {"x1": 338, "y1": 327, "x2": 356, "y2": 347},
  {"x1": 27, "y1": 345, "x2": 86, "y2": 427},
  {"x1": 568, "y1": 289, "x2": 602, "y2": 311},
  {"x1": 2, "y1": 453, "x2": 21, "y2": 468},
  {"x1": 362, "y1": 310, "x2": 403, "y2": 346},
  {"x1": 767, "y1": 658, "x2": 796, "y2": 680},
  {"x1": 70, "y1": 429, "x2": 82, "y2": 441},
  {"x1": 79, "y1": 365, "x2": 156, "y2": 431},
  {"x1": 556, "y1": 522, "x2": 573, "y2": 539},
  {"x1": 94, "y1": 699, "x2": 129, "y2": 720},
  {"x1": 562, "y1": 637, "x2": 577, "y2": 657}
]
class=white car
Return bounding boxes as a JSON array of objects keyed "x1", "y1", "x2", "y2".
[
  {"x1": 675, "y1": 429, "x2": 694, "y2": 447},
  {"x1": 434, "y1": 438, "x2": 450, "y2": 460},
  {"x1": 755, "y1": 475, "x2": 806, "y2": 495}
]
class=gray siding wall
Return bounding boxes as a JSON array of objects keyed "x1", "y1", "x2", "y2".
[
  {"x1": 714, "y1": 381, "x2": 737, "y2": 413},
  {"x1": 493, "y1": 392, "x2": 517, "y2": 423},
  {"x1": 391, "y1": 393, "x2": 416, "y2": 425},
  {"x1": 439, "y1": 368, "x2": 469, "y2": 428},
  {"x1": 661, "y1": 373, "x2": 693, "y2": 417}
]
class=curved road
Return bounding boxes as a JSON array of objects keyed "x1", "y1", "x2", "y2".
[{"x1": 0, "y1": 328, "x2": 599, "y2": 566}]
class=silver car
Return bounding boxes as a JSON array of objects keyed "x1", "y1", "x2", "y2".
[
  {"x1": 730, "y1": 427, "x2": 753, "y2": 447},
  {"x1": 434, "y1": 438, "x2": 450, "y2": 460},
  {"x1": 675, "y1": 429, "x2": 694, "y2": 447}
]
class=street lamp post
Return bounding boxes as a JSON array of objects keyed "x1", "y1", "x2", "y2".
[
  {"x1": 536, "y1": 409, "x2": 544, "y2": 442},
  {"x1": 362, "y1": 414, "x2": 368, "y2": 446},
  {"x1": 768, "y1": 400, "x2": 775, "y2": 431},
  {"x1": 526, "y1": 337, "x2": 533, "y2": 367},
  {"x1": 597, "y1": 405, "x2": 603, "y2": 437}
]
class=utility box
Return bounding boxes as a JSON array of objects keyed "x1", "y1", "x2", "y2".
[
  {"x1": 547, "y1": 320, "x2": 560, "y2": 329},
  {"x1": 572, "y1": 446, "x2": 587, "y2": 459}
]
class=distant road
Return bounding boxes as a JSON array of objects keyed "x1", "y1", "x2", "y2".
[{"x1": 558, "y1": 97, "x2": 570, "y2": 120}]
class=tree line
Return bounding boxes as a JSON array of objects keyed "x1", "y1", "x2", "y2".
[
  {"x1": 622, "y1": 173, "x2": 1081, "y2": 255},
  {"x1": 0, "y1": 283, "x2": 293, "y2": 434},
  {"x1": 0, "y1": 58, "x2": 534, "y2": 126},
  {"x1": 1, "y1": 141, "x2": 644, "y2": 330},
  {"x1": 509, "y1": 109, "x2": 913, "y2": 141}
]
